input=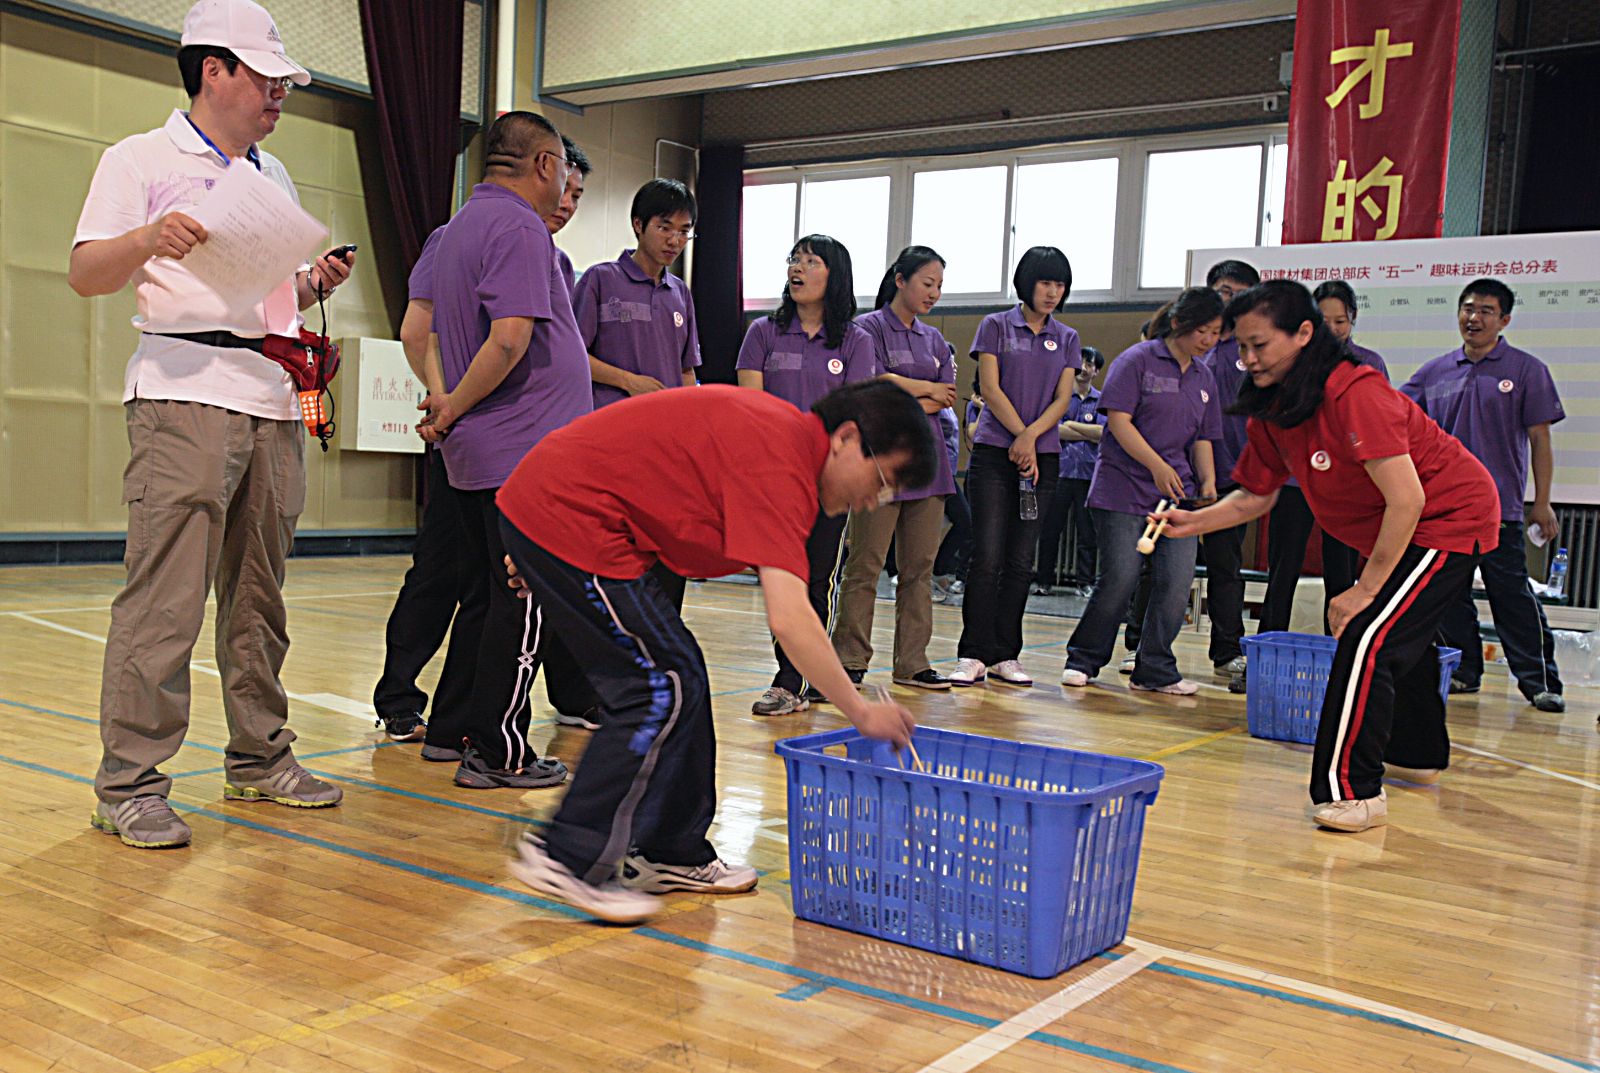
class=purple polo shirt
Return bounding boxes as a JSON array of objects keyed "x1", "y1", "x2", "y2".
[
  {"x1": 555, "y1": 246, "x2": 575, "y2": 298},
  {"x1": 432, "y1": 183, "x2": 593, "y2": 491},
  {"x1": 736, "y1": 316, "x2": 876, "y2": 412},
  {"x1": 1089, "y1": 338, "x2": 1223, "y2": 514},
  {"x1": 970, "y1": 305, "x2": 1080, "y2": 451},
  {"x1": 1200, "y1": 337, "x2": 1249, "y2": 487},
  {"x1": 409, "y1": 226, "x2": 442, "y2": 303},
  {"x1": 857, "y1": 306, "x2": 956, "y2": 499},
  {"x1": 1400, "y1": 337, "x2": 1565, "y2": 522},
  {"x1": 1347, "y1": 341, "x2": 1390, "y2": 381},
  {"x1": 575, "y1": 251, "x2": 701, "y2": 409},
  {"x1": 1059, "y1": 387, "x2": 1103, "y2": 481}
]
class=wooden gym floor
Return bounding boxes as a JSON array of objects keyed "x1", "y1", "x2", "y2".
[{"x1": 1, "y1": 556, "x2": 1596, "y2": 1073}]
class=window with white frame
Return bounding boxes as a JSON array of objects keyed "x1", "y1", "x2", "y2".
[{"x1": 741, "y1": 125, "x2": 1289, "y2": 309}]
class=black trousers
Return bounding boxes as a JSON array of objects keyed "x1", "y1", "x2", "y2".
[
  {"x1": 934, "y1": 483, "x2": 973, "y2": 579},
  {"x1": 1311, "y1": 544, "x2": 1477, "y2": 803},
  {"x1": 504, "y1": 520, "x2": 716, "y2": 885},
  {"x1": 1035, "y1": 476, "x2": 1097, "y2": 587},
  {"x1": 772, "y1": 509, "x2": 848, "y2": 693},
  {"x1": 373, "y1": 446, "x2": 471, "y2": 720},
  {"x1": 1439, "y1": 521, "x2": 1562, "y2": 700},
  {"x1": 1202, "y1": 513, "x2": 1248, "y2": 666},
  {"x1": 959, "y1": 445, "x2": 1058, "y2": 664},
  {"x1": 1259, "y1": 485, "x2": 1361, "y2": 635}
]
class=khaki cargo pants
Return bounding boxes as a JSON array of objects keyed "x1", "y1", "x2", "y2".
[{"x1": 96, "y1": 399, "x2": 305, "y2": 804}]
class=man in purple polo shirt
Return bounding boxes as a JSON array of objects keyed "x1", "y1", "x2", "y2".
[
  {"x1": 1401, "y1": 278, "x2": 1566, "y2": 713},
  {"x1": 576, "y1": 179, "x2": 701, "y2": 408},
  {"x1": 416, "y1": 110, "x2": 595, "y2": 786},
  {"x1": 545, "y1": 135, "x2": 589, "y2": 296}
]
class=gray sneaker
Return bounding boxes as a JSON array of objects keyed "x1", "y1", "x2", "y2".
[
  {"x1": 1214, "y1": 656, "x2": 1247, "y2": 676},
  {"x1": 91, "y1": 795, "x2": 192, "y2": 848},
  {"x1": 224, "y1": 764, "x2": 343, "y2": 808},
  {"x1": 751, "y1": 687, "x2": 808, "y2": 717},
  {"x1": 509, "y1": 836, "x2": 662, "y2": 924}
]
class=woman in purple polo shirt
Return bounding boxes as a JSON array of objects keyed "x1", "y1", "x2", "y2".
[
  {"x1": 951, "y1": 246, "x2": 1080, "y2": 687},
  {"x1": 1062, "y1": 287, "x2": 1224, "y2": 695},
  {"x1": 1258, "y1": 279, "x2": 1394, "y2": 639},
  {"x1": 834, "y1": 246, "x2": 957, "y2": 691},
  {"x1": 737, "y1": 234, "x2": 877, "y2": 716}
]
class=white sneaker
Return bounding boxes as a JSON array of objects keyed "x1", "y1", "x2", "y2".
[
  {"x1": 1060, "y1": 668, "x2": 1090, "y2": 687},
  {"x1": 1118, "y1": 656, "x2": 1136, "y2": 675},
  {"x1": 1129, "y1": 678, "x2": 1199, "y2": 696},
  {"x1": 990, "y1": 660, "x2": 1033, "y2": 686},
  {"x1": 621, "y1": 854, "x2": 758, "y2": 895},
  {"x1": 509, "y1": 836, "x2": 662, "y2": 924},
  {"x1": 1383, "y1": 764, "x2": 1441, "y2": 786},
  {"x1": 948, "y1": 658, "x2": 987, "y2": 686},
  {"x1": 1312, "y1": 791, "x2": 1388, "y2": 833}
]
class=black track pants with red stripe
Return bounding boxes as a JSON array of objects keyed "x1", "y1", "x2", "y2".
[{"x1": 1311, "y1": 544, "x2": 1479, "y2": 804}]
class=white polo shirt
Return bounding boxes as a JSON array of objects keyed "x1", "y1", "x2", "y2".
[{"x1": 74, "y1": 109, "x2": 307, "y2": 420}]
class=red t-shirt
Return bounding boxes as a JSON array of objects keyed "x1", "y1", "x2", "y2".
[
  {"x1": 1231, "y1": 363, "x2": 1499, "y2": 556},
  {"x1": 497, "y1": 385, "x2": 828, "y2": 581}
]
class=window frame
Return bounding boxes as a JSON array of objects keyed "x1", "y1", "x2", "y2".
[{"x1": 741, "y1": 122, "x2": 1289, "y2": 311}]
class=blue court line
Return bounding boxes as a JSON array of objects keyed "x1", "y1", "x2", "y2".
[
  {"x1": 0, "y1": 749, "x2": 1186, "y2": 1073},
  {"x1": 776, "y1": 981, "x2": 828, "y2": 1002}
]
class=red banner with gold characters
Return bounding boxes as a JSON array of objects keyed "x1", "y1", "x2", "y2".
[{"x1": 1283, "y1": 0, "x2": 1462, "y2": 244}]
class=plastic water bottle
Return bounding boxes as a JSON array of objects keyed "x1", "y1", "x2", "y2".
[
  {"x1": 1548, "y1": 547, "x2": 1569, "y2": 599},
  {"x1": 1018, "y1": 478, "x2": 1038, "y2": 521}
]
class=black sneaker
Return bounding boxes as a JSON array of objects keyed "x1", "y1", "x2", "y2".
[
  {"x1": 1228, "y1": 671, "x2": 1247, "y2": 695},
  {"x1": 1448, "y1": 677, "x2": 1479, "y2": 695},
  {"x1": 1531, "y1": 691, "x2": 1565, "y2": 713},
  {"x1": 800, "y1": 685, "x2": 828, "y2": 705},
  {"x1": 893, "y1": 669, "x2": 952, "y2": 690},
  {"x1": 844, "y1": 668, "x2": 866, "y2": 685},
  {"x1": 555, "y1": 707, "x2": 602, "y2": 731},
  {"x1": 375, "y1": 711, "x2": 426, "y2": 742},
  {"x1": 453, "y1": 747, "x2": 568, "y2": 789},
  {"x1": 420, "y1": 742, "x2": 464, "y2": 762}
]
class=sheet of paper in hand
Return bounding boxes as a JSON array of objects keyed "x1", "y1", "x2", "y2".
[{"x1": 183, "y1": 163, "x2": 328, "y2": 311}]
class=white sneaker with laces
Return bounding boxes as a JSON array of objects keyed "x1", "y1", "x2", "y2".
[
  {"x1": 620, "y1": 854, "x2": 758, "y2": 895},
  {"x1": 1312, "y1": 791, "x2": 1388, "y2": 832},
  {"x1": 1129, "y1": 678, "x2": 1199, "y2": 696},
  {"x1": 1060, "y1": 668, "x2": 1090, "y2": 687},
  {"x1": 948, "y1": 658, "x2": 987, "y2": 685},
  {"x1": 990, "y1": 660, "x2": 1033, "y2": 686},
  {"x1": 509, "y1": 836, "x2": 662, "y2": 923}
]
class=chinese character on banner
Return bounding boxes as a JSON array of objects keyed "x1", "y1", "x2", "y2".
[{"x1": 1284, "y1": 1, "x2": 1461, "y2": 244}]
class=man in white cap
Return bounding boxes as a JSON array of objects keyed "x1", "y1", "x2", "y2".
[{"x1": 68, "y1": 0, "x2": 355, "y2": 849}]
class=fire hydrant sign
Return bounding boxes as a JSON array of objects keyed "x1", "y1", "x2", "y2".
[
  {"x1": 1283, "y1": 0, "x2": 1462, "y2": 244},
  {"x1": 336, "y1": 338, "x2": 424, "y2": 453}
]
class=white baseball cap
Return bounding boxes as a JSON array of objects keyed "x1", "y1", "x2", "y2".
[{"x1": 181, "y1": 0, "x2": 311, "y2": 86}]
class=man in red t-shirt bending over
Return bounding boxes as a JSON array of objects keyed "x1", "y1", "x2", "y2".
[{"x1": 496, "y1": 380, "x2": 936, "y2": 922}]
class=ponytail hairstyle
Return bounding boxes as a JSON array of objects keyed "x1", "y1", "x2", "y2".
[
  {"x1": 1224, "y1": 280, "x2": 1356, "y2": 428},
  {"x1": 1150, "y1": 287, "x2": 1225, "y2": 340},
  {"x1": 1142, "y1": 301, "x2": 1174, "y2": 341},
  {"x1": 774, "y1": 234, "x2": 856, "y2": 350},
  {"x1": 874, "y1": 245, "x2": 945, "y2": 311}
]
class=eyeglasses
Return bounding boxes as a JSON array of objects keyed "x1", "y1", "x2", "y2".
[
  {"x1": 651, "y1": 221, "x2": 696, "y2": 241},
  {"x1": 1459, "y1": 302, "x2": 1502, "y2": 318},
  {"x1": 536, "y1": 150, "x2": 571, "y2": 181},
  {"x1": 242, "y1": 67, "x2": 294, "y2": 94},
  {"x1": 786, "y1": 255, "x2": 827, "y2": 271}
]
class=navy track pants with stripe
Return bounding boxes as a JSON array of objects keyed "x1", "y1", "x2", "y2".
[{"x1": 1312, "y1": 544, "x2": 1479, "y2": 804}]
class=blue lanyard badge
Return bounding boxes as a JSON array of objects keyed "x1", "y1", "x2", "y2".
[{"x1": 184, "y1": 114, "x2": 261, "y2": 170}]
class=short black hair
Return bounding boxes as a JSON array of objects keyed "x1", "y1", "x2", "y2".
[
  {"x1": 1206, "y1": 259, "x2": 1261, "y2": 289},
  {"x1": 561, "y1": 135, "x2": 592, "y2": 177},
  {"x1": 483, "y1": 111, "x2": 561, "y2": 179},
  {"x1": 178, "y1": 45, "x2": 239, "y2": 99},
  {"x1": 1312, "y1": 279, "x2": 1358, "y2": 321},
  {"x1": 1080, "y1": 345, "x2": 1105, "y2": 370},
  {"x1": 630, "y1": 178, "x2": 697, "y2": 228},
  {"x1": 812, "y1": 380, "x2": 939, "y2": 491},
  {"x1": 1013, "y1": 246, "x2": 1072, "y2": 312},
  {"x1": 1459, "y1": 278, "x2": 1515, "y2": 316},
  {"x1": 1224, "y1": 280, "x2": 1354, "y2": 428},
  {"x1": 1151, "y1": 287, "x2": 1225, "y2": 339},
  {"x1": 774, "y1": 234, "x2": 856, "y2": 350}
]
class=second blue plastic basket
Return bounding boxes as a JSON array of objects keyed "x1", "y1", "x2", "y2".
[
  {"x1": 774, "y1": 726, "x2": 1164, "y2": 979},
  {"x1": 1240, "y1": 631, "x2": 1462, "y2": 744}
]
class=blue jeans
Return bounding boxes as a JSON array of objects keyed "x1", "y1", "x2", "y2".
[
  {"x1": 958, "y1": 445, "x2": 1057, "y2": 664},
  {"x1": 1066, "y1": 508, "x2": 1197, "y2": 687}
]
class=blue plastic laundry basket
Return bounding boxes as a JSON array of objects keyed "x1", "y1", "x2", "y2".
[
  {"x1": 1240, "y1": 631, "x2": 1462, "y2": 744},
  {"x1": 775, "y1": 726, "x2": 1164, "y2": 979}
]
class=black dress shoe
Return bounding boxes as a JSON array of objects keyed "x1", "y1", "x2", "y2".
[{"x1": 893, "y1": 669, "x2": 953, "y2": 690}]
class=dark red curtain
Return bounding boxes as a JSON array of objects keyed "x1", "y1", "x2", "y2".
[
  {"x1": 358, "y1": 0, "x2": 464, "y2": 268},
  {"x1": 690, "y1": 145, "x2": 746, "y2": 385}
]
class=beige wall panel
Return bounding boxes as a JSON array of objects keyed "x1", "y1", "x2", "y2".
[
  {"x1": 90, "y1": 40, "x2": 186, "y2": 142},
  {"x1": 0, "y1": 17, "x2": 98, "y2": 140},
  {"x1": 1, "y1": 399, "x2": 90, "y2": 528},
  {"x1": 2, "y1": 265, "x2": 91, "y2": 399},
  {"x1": 91, "y1": 291, "x2": 139, "y2": 400},
  {"x1": 1, "y1": 126, "x2": 99, "y2": 270},
  {"x1": 267, "y1": 110, "x2": 338, "y2": 192},
  {"x1": 90, "y1": 401, "x2": 130, "y2": 529}
]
